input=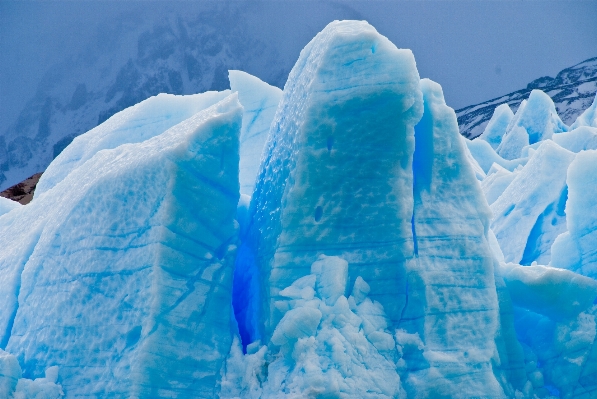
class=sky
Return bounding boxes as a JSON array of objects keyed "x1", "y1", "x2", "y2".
[{"x1": 1, "y1": 0, "x2": 596, "y2": 135}]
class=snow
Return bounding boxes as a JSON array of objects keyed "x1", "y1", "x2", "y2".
[{"x1": 228, "y1": 70, "x2": 282, "y2": 196}]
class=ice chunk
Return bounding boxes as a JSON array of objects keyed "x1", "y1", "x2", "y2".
[
  {"x1": 229, "y1": 70, "x2": 283, "y2": 196},
  {"x1": 478, "y1": 103, "x2": 514, "y2": 150},
  {"x1": 0, "y1": 350, "x2": 63, "y2": 399},
  {"x1": 1, "y1": 94, "x2": 242, "y2": 397},
  {"x1": 404, "y1": 78, "x2": 505, "y2": 398},
  {"x1": 224, "y1": 257, "x2": 405, "y2": 399},
  {"x1": 0, "y1": 197, "x2": 20, "y2": 217},
  {"x1": 570, "y1": 92, "x2": 597, "y2": 129},
  {"x1": 0, "y1": 349, "x2": 21, "y2": 397},
  {"x1": 497, "y1": 91, "x2": 568, "y2": 160},
  {"x1": 310, "y1": 255, "x2": 348, "y2": 306},
  {"x1": 242, "y1": 20, "x2": 423, "y2": 340},
  {"x1": 552, "y1": 149, "x2": 597, "y2": 278},
  {"x1": 491, "y1": 140, "x2": 574, "y2": 265},
  {"x1": 34, "y1": 90, "x2": 231, "y2": 197}
]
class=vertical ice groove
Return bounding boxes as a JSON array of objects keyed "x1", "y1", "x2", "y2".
[{"x1": 245, "y1": 20, "x2": 423, "y2": 340}]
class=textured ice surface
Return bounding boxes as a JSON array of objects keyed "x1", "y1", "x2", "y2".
[
  {"x1": 0, "y1": 94, "x2": 241, "y2": 397},
  {"x1": 491, "y1": 141, "x2": 574, "y2": 265},
  {"x1": 402, "y1": 78, "x2": 505, "y2": 398},
  {"x1": 0, "y1": 197, "x2": 20, "y2": 217},
  {"x1": 497, "y1": 90, "x2": 568, "y2": 160},
  {"x1": 34, "y1": 90, "x2": 231, "y2": 197},
  {"x1": 243, "y1": 20, "x2": 423, "y2": 341},
  {"x1": 228, "y1": 70, "x2": 283, "y2": 196}
]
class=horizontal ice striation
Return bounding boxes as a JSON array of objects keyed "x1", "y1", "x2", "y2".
[
  {"x1": 497, "y1": 90, "x2": 568, "y2": 160},
  {"x1": 551, "y1": 150, "x2": 597, "y2": 279},
  {"x1": 401, "y1": 79, "x2": 505, "y2": 398},
  {"x1": 1, "y1": 94, "x2": 242, "y2": 397},
  {"x1": 34, "y1": 90, "x2": 231, "y2": 197},
  {"x1": 491, "y1": 141, "x2": 574, "y2": 265},
  {"x1": 228, "y1": 70, "x2": 283, "y2": 196},
  {"x1": 244, "y1": 20, "x2": 423, "y2": 340}
]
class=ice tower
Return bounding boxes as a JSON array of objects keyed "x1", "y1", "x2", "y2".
[{"x1": 242, "y1": 20, "x2": 423, "y2": 339}]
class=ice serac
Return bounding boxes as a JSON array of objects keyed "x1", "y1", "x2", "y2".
[
  {"x1": 497, "y1": 90, "x2": 568, "y2": 160},
  {"x1": 552, "y1": 150, "x2": 597, "y2": 279},
  {"x1": 402, "y1": 79, "x2": 504, "y2": 398},
  {"x1": 228, "y1": 70, "x2": 283, "y2": 196},
  {"x1": 1, "y1": 94, "x2": 242, "y2": 397},
  {"x1": 243, "y1": 20, "x2": 423, "y2": 340},
  {"x1": 478, "y1": 103, "x2": 514, "y2": 150},
  {"x1": 34, "y1": 90, "x2": 231, "y2": 197},
  {"x1": 570, "y1": 92, "x2": 597, "y2": 129},
  {"x1": 491, "y1": 140, "x2": 574, "y2": 265}
]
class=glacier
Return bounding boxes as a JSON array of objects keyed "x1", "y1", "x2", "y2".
[{"x1": 0, "y1": 19, "x2": 596, "y2": 399}]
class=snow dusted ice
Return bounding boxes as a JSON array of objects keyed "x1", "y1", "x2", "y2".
[{"x1": 0, "y1": 19, "x2": 596, "y2": 399}]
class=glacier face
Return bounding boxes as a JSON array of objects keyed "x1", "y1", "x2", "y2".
[{"x1": 0, "y1": 18, "x2": 596, "y2": 399}]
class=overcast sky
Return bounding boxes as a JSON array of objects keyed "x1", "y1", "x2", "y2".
[{"x1": 1, "y1": 0, "x2": 596, "y2": 133}]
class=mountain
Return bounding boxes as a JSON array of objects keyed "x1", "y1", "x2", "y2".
[
  {"x1": 457, "y1": 56, "x2": 597, "y2": 139},
  {"x1": 0, "y1": 4, "x2": 289, "y2": 192}
]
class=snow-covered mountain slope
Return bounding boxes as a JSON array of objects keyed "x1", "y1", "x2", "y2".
[
  {"x1": 457, "y1": 57, "x2": 597, "y2": 139},
  {"x1": 0, "y1": 4, "x2": 287, "y2": 192}
]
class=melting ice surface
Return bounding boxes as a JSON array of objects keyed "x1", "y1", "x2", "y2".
[{"x1": 0, "y1": 20, "x2": 596, "y2": 399}]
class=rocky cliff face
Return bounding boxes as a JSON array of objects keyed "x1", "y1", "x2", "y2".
[{"x1": 457, "y1": 57, "x2": 597, "y2": 139}]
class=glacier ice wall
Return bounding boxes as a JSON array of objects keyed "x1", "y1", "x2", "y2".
[{"x1": 0, "y1": 94, "x2": 242, "y2": 397}]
